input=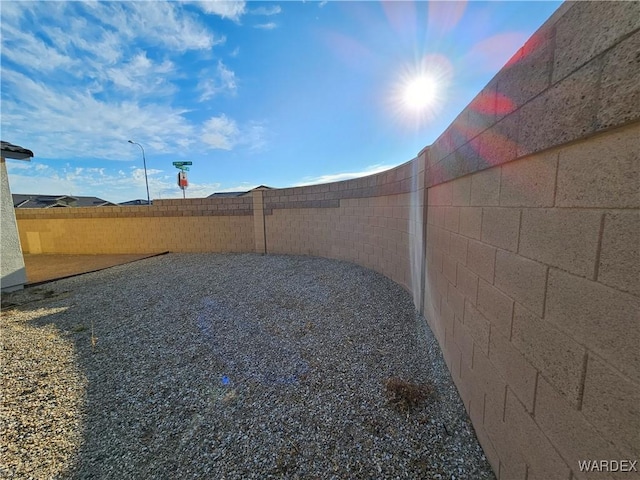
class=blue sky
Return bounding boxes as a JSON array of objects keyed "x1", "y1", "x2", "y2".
[{"x1": 2, "y1": 0, "x2": 561, "y2": 203}]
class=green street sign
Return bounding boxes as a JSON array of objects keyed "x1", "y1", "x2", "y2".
[
  {"x1": 181, "y1": 167, "x2": 190, "y2": 171},
  {"x1": 173, "y1": 161, "x2": 193, "y2": 166}
]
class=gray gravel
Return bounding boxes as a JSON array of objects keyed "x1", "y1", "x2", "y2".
[{"x1": 1, "y1": 253, "x2": 495, "y2": 479}]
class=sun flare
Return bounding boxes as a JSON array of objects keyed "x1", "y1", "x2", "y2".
[
  {"x1": 402, "y1": 75, "x2": 439, "y2": 112},
  {"x1": 389, "y1": 54, "x2": 453, "y2": 128}
]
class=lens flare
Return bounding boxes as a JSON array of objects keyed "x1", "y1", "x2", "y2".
[
  {"x1": 389, "y1": 53, "x2": 453, "y2": 128},
  {"x1": 402, "y1": 75, "x2": 439, "y2": 111}
]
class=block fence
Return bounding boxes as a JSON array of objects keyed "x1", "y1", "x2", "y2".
[{"x1": 14, "y1": 2, "x2": 639, "y2": 479}]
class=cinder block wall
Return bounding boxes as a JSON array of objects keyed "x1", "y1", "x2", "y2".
[
  {"x1": 261, "y1": 156, "x2": 425, "y2": 298},
  {"x1": 421, "y1": 2, "x2": 640, "y2": 478},
  {"x1": 426, "y1": 123, "x2": 639, "y2": 479},
  {"x1": 16, "y1": 197, "x2": 255, "y2": 254}
]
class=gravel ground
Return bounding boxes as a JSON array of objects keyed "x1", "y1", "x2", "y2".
[{"x1": 1, "y1": 253, "x2": 495, "y2": 479}]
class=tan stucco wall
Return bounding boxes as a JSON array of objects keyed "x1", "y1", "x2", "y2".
[
  {"x1": 1, "y1": 158, "x2": 27, "y2": 291},
  {"x1": 13, "y1": 2, "x2": 639, "y2": 478}
]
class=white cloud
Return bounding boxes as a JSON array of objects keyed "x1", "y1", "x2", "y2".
[
  {"x1": 2, "y1": 63, "x2": 266, "y2": 161},
  {"x1": 254, "y1": 22, "x2": 278, "y2": 30},
  {"x1": 0, "y1": 3, "x2": 269, "y2": 160},
  {"x1": 6, "y1": 162, "x2": 224, "y2": 203},
  {"x1": 191, "y1": 1, "x2": 247, "y2": 22},
  {"x1": 127, "y1": 167, "x2": 223, "y2": 200},
  {"x1": 201, "y1": 115, "x2": 241, "y2": 150},
  {"x1": 292, "y1": 164, "x2": 396, "y2": 187},
  {"x1": 0, "y1": 1, "x2": 31, "y2": 20},
  {"x1": 243, "y1": 122, "x2": 268, "y2": 152},
  {"x1": 215, "y1": 183, "x2": 259, "y2": 193},
  {"x1": 1, "y1": 23, "x2": 77, "y2": 72},
  {"x1": 198, "y1": 61, "x2": 237, "y2": 101},
  {"x1": 251, "y1": 5, "x2": 282, "y2": 16},
  {"x1": 41, "y1": 18, "x2": 125, "y2": 68},
  {"x1": 4, "y1": 162, "x2": 32, "y2": 171},
  {"x1": 84, "y1": 1, "x2": 222, "y2": 52},
  {"x1": 1, "y1": 69, "x2": 196, "y2": 160},
  {"x1": 201, "y1": 116, "x2": 268, "y2": 152},
  {"x1": 1, "y1": 2, "x2": 221, "y2": 101},
  {"x1": 105, "y1": 53, "x2": 176, "y2": 96},
  {"x1": 172, "y1": 182, "x2": 223, "y2": 199}
]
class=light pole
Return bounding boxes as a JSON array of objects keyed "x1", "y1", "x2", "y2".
[{"x1": 128, "y1": 140, "x2": 150, "y2": 205}]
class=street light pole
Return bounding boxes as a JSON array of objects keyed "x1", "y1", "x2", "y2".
[{"x1": 128, "y1": 140, "x2": 150, "y2": 205}]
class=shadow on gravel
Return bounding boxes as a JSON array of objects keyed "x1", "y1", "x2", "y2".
[{"x1": 1, "y1": 253, "x2": 496, "y2": 480}]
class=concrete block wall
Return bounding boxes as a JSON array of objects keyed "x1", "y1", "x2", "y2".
[
  {"x1": 421, "y1": 2, "x2": 640, "y2": 477},
  {"x1": 425, "y1": 1, "x2": 640, "y2": 187},
  {"x1": 426, "y1": 122, "x2": 639, "y2": 479},
  {"x1": 16, "y1": 197, "x2": 254, "y2": 254},
  {"x1": 261, "y1": 155, "x2": 425, "y2": 297}
]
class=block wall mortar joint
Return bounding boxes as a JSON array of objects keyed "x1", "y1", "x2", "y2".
[
  {"x1": 547, "y1": 25, "x2": 557, "y2": 90},
  {"x1": 481, "y1": 390, "x2": 487, "y2": 424},
  {"x1": 516, "y1": 209, "x2": 523, "y2": 254},
  {"x1": 592, "y1": 54, "x2": 604, "y2": 133},
  {"x1": 551, "y1": 152, "x2": 560, "y2": 207},
  {"x1": 531, "y1": 371, "x2": 540, "y2": 417},
  {"x1": 592, "y1": 213, "x2": 606, "y2": 281},
  {"x1": 576, "y1": 351, "x2": 589, "y2": 411},
  {"x1": 508, "y1": 296, "x2": 515, "y2": 341},
  {"x1": 501, "y1": 384, "x2": 508, "y2": 423},
  {"x1": 541, "y1": 266, "x2": 550, "y2": 320}
]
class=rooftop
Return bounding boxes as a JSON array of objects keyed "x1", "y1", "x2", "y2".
[
  {"x1": 13, "y1": 194, "x2": 117, "y2": 209},
  {"x1": 1, "y1": 141, "x2": 34, "y2": 160}
]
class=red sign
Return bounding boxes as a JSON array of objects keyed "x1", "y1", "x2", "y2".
[{"x1": 178, "y1": 171, "x2": 188, "y2": 188}]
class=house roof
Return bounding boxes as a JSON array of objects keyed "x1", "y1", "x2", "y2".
[
  {"x1": 208, "y1": 185, "x2": 273, "y2": 198},
  {"x1": 13, "y1": 194, "x2": 117, "y2": 208},
  {"x1": 119, "y1": 199, "x2": 152, "y2": 205},
  {"x1": 207, "y1": 192, "x2": 246, "y2": 198},
  {"x1": 1, "y1": 141, "x2": 33, "y2": 160}
]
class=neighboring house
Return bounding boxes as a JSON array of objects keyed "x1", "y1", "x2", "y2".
[
  {"x1": 13, "y1": 194, "x2": 117, "y2": 208},
  {"x1": 119, "y1": 199, "x2": 152, "y2": 206},
  {"x1": 208, "y1": 185, "x2": 273, "y2": 198},
  {"x1": 207, "y1": 191, "x2": 245, "y2": 198},
  {"x1": 1, "y1": 141, "x2": 33, "y2": 292}
]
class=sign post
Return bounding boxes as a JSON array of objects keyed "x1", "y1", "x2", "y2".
[{"x1": 172, "y1": 161, "x2": 193, "y2": 199}]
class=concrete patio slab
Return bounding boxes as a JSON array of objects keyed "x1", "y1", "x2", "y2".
[{"x1": 23, "y1": 253, "x2": 168, "y2": 285}]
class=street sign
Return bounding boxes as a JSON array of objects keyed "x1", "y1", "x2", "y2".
[
  {"x1": 178, "y1": 171, "x2": 188, "y2": 187},
  {"x1": 172, "y1": 161, "x2": 192, "y2": 166}
]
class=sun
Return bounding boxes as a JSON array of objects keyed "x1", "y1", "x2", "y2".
[
  {"x1": 402, "y1": 75, "x2": 439, "y2": 112},
  {"x1": 388, "y1": 55, "x2": 453, "y2": 128}
]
